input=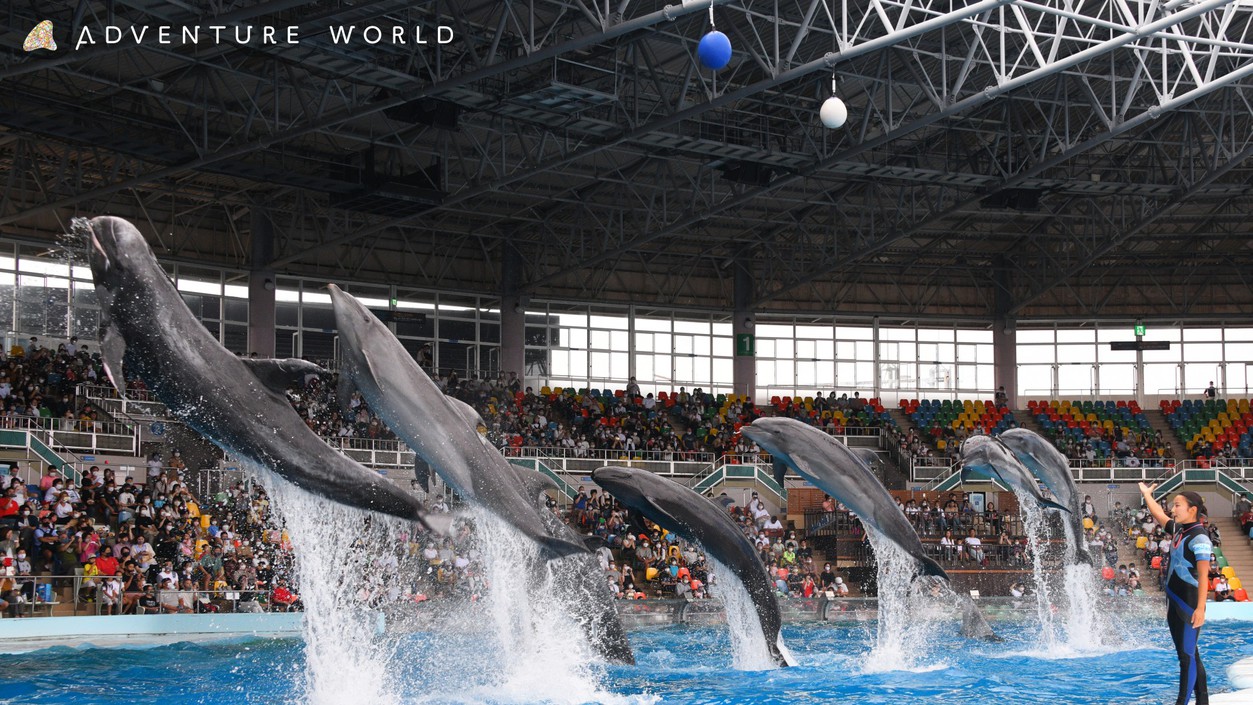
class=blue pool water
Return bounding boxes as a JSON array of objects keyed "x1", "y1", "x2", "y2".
[{"x1": 0, "y1": 620, "x2": 1249, "y2": 705}]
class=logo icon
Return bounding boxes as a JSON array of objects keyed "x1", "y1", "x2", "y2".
[{"x1": 23, "y1": 20, "x2": 57, "y2": 52}]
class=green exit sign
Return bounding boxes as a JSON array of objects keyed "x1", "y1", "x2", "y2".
[
  {"x1": 1134, "y1": 323, "x2": 1146, "y2": 336},
  {"x1": 735, "y1": 333, "x2": 755, "y2": 357}
]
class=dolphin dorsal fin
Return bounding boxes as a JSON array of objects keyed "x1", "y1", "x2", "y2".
[{"x1": 241, "y1": 358, "x2": 329, "y2": 397}]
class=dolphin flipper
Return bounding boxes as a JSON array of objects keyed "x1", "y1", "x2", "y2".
[
  {"x1": 100, "y1": 324, "x2": 127, "y2": 392},
  {"x1": 413, "y1": 457, "x2": 433, "y2": 493},
  {"x1": 241, "y1": 358, "x2": 329, "y2": 396},
  {"x1": 446, "y1": 397, "x2": 488, "y2": 433},
  {"x1": 538, "y1": 536, "x2": 591, "y2": 560},
  {"x1": 1038, "y1": 498, "x2": 1071, "y2": 513},
  {"x1": 772, "y1": 460, "x2": 788, "y2": 488},
  {"x1": 336, "y1": 364, "x2": 359, "y2": 416},
  {"x1": 514, "y1": 466, "x2": 559, "y2": 501}
]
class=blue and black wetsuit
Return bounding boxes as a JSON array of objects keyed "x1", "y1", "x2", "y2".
[{"x1": 1164, "y1": 520, "x2": 1213, "y2": 705}]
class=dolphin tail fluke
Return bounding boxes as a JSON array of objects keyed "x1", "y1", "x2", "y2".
[
  {"x1": 916, "y1": 554, "x2": 950, "y2": 582},
  {"x1": 958, "y1": 594, "x2": 1001, "y2": 642},
  {"x1": 538, "y1": 535, "x2": 590, "y2": 561},
  {"x1": 1038, "y1": 498, "x2": 1071, "y2": 513},
  {"x1": 1074, "y1": 545, "x2": 1095, "y2": 565},
  {"x1": 773, "y1": 637, "x2": 796, "y2": 668}
]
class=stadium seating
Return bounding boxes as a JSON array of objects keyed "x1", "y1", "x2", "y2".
[
  {"x1": 904, "y1": 399, "x2": 1015, "y2": 447},
  {"x1": 1160, "y1": 398, "x2": 1252, "y2": 457},
  {"x1": 1028, "y1": 399, "x2": 1152, "y2": 455}
]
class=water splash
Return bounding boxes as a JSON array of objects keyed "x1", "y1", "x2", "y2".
[
  {"x1": 471, "y1": 512, "x2": 615, "y2": 704},
  {"x1": 1020, "y1": 502, "x2": 1059, "y2": 648},
  {"x1": 1019, "y1": 503, "x2": 1127, "y2": 653},
  {"x1": 862, "y1": 532, "x2": 947, "y2": 672},
  {"x1": 264, "y1": 471, "x2": 405, "y2": 705},
  {"x1": 708, "y1": 559, "x2": 776, "y2": 671},
  {"x1": 262, "y1": 471, "x2": 624, "y2": 705}
]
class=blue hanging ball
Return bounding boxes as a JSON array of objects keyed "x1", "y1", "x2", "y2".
[{"x1": 697, "y1": 30, "x2": 732, "y2": 70}]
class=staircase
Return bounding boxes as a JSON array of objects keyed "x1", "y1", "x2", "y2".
[
  {"x1": 887, "y1": 407, "x2": 914, "y2": 435},
  {"x1": 1220, "y1": 513, "x2": 1253, "y2": 586},
  {"x1": 1013, "y1": 409, "x2": 1048, "y2": 437},
  {"x1": 1146, "y1": 410, "x2": 1186, "y2": 461}
]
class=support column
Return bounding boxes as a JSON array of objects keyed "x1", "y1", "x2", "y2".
[
  {"x1": 500, "y1": 242, "x2": 526, "y2": 389},
  {"x1": 992, "y1": 260, "x2": 1017, "y2": 408},
  {"x1": 732, "y1": 261, "x2": 756, "y2": 401},
  {"x1": 247, "y1": 208, "x2": 276, "y2": 358}
]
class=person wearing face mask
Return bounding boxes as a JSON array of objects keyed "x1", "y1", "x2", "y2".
[
  {"x1": 135, "y1": 496, "x2": 155, "y2": 528},
  {"x1": 43, "y1": 479, "x2": 64, "y2": 505},
  {"x1": 634, "y1": 538, "x2": 656, "y2": 572}
]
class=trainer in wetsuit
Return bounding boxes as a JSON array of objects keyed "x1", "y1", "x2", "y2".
[{"x1": 1139, "y1": 482, "x2": 1212, "y2": 705}]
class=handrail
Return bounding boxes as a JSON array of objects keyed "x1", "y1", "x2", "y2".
[
  {"x1": 505, "y1": 445, "x2": 717, "y2": 463},
  {"x1": 77, "y1": 383, "x2": 169, "y2": 419},
  {"x1": 4, "y1": 574, "x2": 279, "y2": 617}
]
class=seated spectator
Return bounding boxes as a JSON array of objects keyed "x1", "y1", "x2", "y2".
[
  {"x1": 271, "y1": 578, "x2": 301, "y2": 612},
  {"x1": 963, "y1": 530, "x2": 985, "y2": 566}
]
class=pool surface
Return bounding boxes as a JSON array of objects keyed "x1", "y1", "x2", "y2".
[{"x1": 1, "y1": 619, "x2": 1250, "y2": 705}]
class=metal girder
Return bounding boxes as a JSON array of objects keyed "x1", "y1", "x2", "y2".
[
  {"x1": 515, "y1": 0, "x2": 1251, "y2": 294},
  {"x1": 0, "y1": 0, "x2": 736, "y2": 228},
  {"x1": 1005, "y1": 139, "x2": 1253, "y2": 315}
]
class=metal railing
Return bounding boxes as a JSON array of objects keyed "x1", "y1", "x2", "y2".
[
  {"x1": 505, "y1": 446, "x2": 717, "y2": 463},
  {"x1": 0, "y1": 414, "x2": 137, "y2": 459},
  {"x1": 1, "y1": 575, "x2": 278, "y2": 616},
  {"x1": 77, "y1": 383, "x2": 169, "y2": 418},
  {"x1": 321, "y1": 436, "x2": 415, "y2": 469}
]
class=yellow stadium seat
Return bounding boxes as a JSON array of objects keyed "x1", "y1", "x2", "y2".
[
  {"x1": 1231, "y1": 577, "x2": 1244, "y2": 591},
  {"x1": 1222, "y1": 566, "x2": 1236, "y2": 579}
]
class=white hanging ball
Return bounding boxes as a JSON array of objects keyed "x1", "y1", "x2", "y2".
[{"x1": 820, "y1": 96, "x2": 847, "y2": 129}]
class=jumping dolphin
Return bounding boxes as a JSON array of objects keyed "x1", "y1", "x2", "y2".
[
  {"x1": 328, "y1": 284, "x2": 586, "y2": 561},
  {"x1": 83, "y1": 216, "x2": 441, "y2": 529},
  {"x1": 997, "y1": 428, "x2": 1094, "y2": 564},
  {"x1": 741, "y1": 418, "x2": 1001, "y2": 641},
  {"x1": 741, "y1": 418, "x2": 946, "y2": 580},
  {"x1": 959, "y1": 435, "x2": 1069, "y2": 513},
  {"x1": 591, "y1": 466, "x2": 792, "y2": 668},
  {"x1": 445, "y1": 397, "x2": 635, "y2": 664}
]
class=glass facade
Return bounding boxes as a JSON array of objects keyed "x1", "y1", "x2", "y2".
[
  {"x1": 1016, "y1": 324, "x2": 1253, "y2": 399},
  {"x1": 6, "y1": 239, "x2": 1253, "y2": 402}
]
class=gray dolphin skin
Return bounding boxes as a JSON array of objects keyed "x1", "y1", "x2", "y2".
[
  {"x1": 328, "y1": 284, "x2": 586, "y2": 561},
  {"x1": 997, "y1": 428, "x2": 1094, "y2": 564},
  {"x1": 959, "y1": 435, "x2": 1069, "y2": 513},
  {"x1": 84, "y1": 216, "x2": 440, "y2": 529},
  {"x1": 741, "y1": 417, "x2": 947, "y2": 581},
  {"x1": 442, "y1": 398, "x2": 635, "y2": 665},
  {"x1": 590, "y1": 466, "x2": 792, "y2": 668}
]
